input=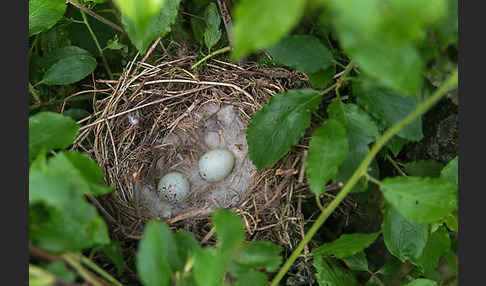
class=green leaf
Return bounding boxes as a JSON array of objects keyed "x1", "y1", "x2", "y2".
[
  {"x1": 96, "y1": 242, "x2": 126, "y2": 276},
  {"x1": 313, "y1": 257, "x2": 359, "y2": 286},
  {"x1": 106, "y1": 35, "x2": 129, "y2": 53},
  {"x1": 29, "y1": 112, "x2": 79, "y2": 162},
  {"x1": 42, "y1": 55, "x2": 97, "y2": 85},
  {"x1": 355, "y1": 79, "x2": 423, "y2": 141},
  {"x1": 40, "y1": 24, "x2": 71, "y2": 54},
  {"x1": 234, "y1": 269, "x2": 268, "y2": 286},
  {"x1": 266, "y1": 35, "x2": 334, "y2": 73},
  {"x1": 306, "y1": 119, "x2": 348, "y2": 195},
  {"x1": 51, "y1": 151, "x2": 112, "y2": 195},
  {"x1": 113, "y1": 0, "x2": 165, "y2": 35},
  {"x1": 191, "y1": 17, "x2": 206, "y2": 44},
  {"x1": 386, "y1": 136, "x2": 409, "y2": 157},
  {"x1": 413, "y1": 226, "x2": 451, "y2": 276},
  {"x1": 173, "y1": 231, "x2": 200, "y2": 264},
  {"x1": 441, "y1": 156, "x2": 458, "y2": 185},
  {"x1": 213, "y1": 210, "x2": 245, "y2": 255},
  {"x1": 380, "y1": 177, "x2": 458, "y2": 223},
  {"x1": 327, "y1": 100, "x2": 380, "y2": 192},
  {"x1": 29, "y1": 0, "x2": 67, "y2": 36},
  {"x1": 136, "y1": 220, "x2": 175, "y2": 286},
  {"x1": 29, "y1": 199, "x2": 110, "y2": 252},
  {"x1": 232, "y1": 0, "x2": 306, "y2": 59},
  {"x1": 404, "y1": 279, "x2": 438, "y2": 286},
  {"x1": 434, "y1": 0, "x2": 458, "y2": 47},
  {"x1": 313, "y1": 232, "x2": 379, "y2": 259},
  {"x1": 247, "y1": 89, "x2": 322, "y2": 170},
  {"x1": 443, "y1": 211, "x2": 458, "y2": 233},
  {"x1": 235, "y1": 241, "x2": 283, "y2": 272},
  {"x1": 382, "y1": 205, "x2": 429, "y2": 262},
  {"x1": 46, "y1": 261, "x2": 75, "y2": 283},
  {"x1": 203, "y1": 2, "x2": 222, "y2": 51},
  {"x1": 63, "y1": 108, "x2": 91, "y2": 121},
  {"x1": 308, "y1": 66, "x2": 336, "y2": 89},
  {"x1": 404, "y1": 160, "x2": 444, "y2": 177},
  {"x1": 193, "y1": 248, "x2": 225, "y2": 286},
  {"x1": 327, "y1": 0, "x2": 447, "y2": 95},
  {"x1": 341, "y1": 252, "x2": 369, "y2": 272},
  {"x1": 121, "y1": 0, "x2": 181, "y2": 54}
]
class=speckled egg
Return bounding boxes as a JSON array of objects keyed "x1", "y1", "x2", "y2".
[
  {"x1": 158, "y1": 172, "x2": 190, "y2": 203},
  {"x1": 198, "y1": 149, "x2": 235, "y2": 182}
]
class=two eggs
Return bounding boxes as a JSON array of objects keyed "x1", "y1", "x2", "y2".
[{"x1": 158, "y1": 149, "x2": 235, "y2": 203}]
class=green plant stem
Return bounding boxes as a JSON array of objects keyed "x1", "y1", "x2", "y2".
[
  {"x1": 79, "y1": 254, "x2": 124, "y2": 286},
  {"x1": 62, "y1": 253, "x2": 104, "y2": 286},
  {"x1": 386, "y1": 154, "x2": 407, "y2": 176},
  {"x1": 80, "y1": 10, "x2": 114, "y2": 80},
  {"x1": 68, "y1": 0, "x2": 124, "y2": 33},
  {"x1": 269, "y1": 69, "x2": 458, "y2": 286},
  {"x1": 191, "y1": 46, "x2": 231, "y2": 69}
]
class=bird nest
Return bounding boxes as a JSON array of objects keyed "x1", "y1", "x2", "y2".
[{"x1": 73, "y1": 42, "x2": 340, "y2": 248}]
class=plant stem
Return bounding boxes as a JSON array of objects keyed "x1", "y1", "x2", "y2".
[
  {"x1": 191, "y1": 46, "x2": 232, "y2": 69},
  {"x1": 62, "y1": 253, "x2": 104, "y2": 286},
  {"x1": 68, "y1": 0, "x2": 124, "y2": 33},
  {"x1": 80, "y1": 10, "x2": 114, "y2": 79},
  {"x1": 269, "y1": 69, "x2": 458, "y2": 286},
  {"x1": 79, "y1": 254, "x2": 124, "y2": 286},
  {"x1": 386, "y1": 154, "x2": 407, "y2": 176}
]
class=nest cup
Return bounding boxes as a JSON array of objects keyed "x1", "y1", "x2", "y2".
[{"x1": 75, "y1": 43, "x2": 320, "y2": 245}]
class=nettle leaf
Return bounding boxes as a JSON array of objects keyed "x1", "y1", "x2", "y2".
[
  {"x1": 313, "y1": 257, "x2": 359, "y2": 286},
  {"x1": 29, "y1": 197, "x2": 110, "y2": 252},
  {"x1": 380, "y1": 177, "x2": 458, "y2": 223},
  {"x1": 29, "y1": 112, "x2": 79, "y2": 162},
  {"x1": 234, "y1": 269, "x2": 268, "y2": 286},
  {"x1": 441, "y1": 156, "x2": 458, "y2": 186},
  {"x1": 308, "y1": 66, "x2": 336, "y2": 89},
  {"x1": 29, "y1": 0, "x2": 67, "y2": 36},
  {"x1": 46, "y1": 261, "x2": 75, "y2": 283},
  {"x1": 327, "y1": 100, "x2": 380, "y2": 192},
  {"x1": 341, "y1": 251, "x2": 369, "y2": 272},
  {"x1": 96, "y1": 242, "x2": 126, "y2": 276},
  {"x1": 313, "y1": 232, "x2": 380, "y2": 259},
  {"x1": 40, "y1": 46, "x2": 91, "y2": 69},
  {"x1": 355, "y1": 79, "x2": 423, "y2": 141},
  {"x1": 413, "y1": 226, "x2": 451, "y2": 276},
  {"x1": 235, "y1": 241, "x2": 283, "y2": 272},
  {"x1": 386, "y1": 135, "x2": 409, "y2": 157},
  {"x1": 203, "y1": 2, "x2": 222, "y2": 51},
  {"x1": 39, "y1": 24, "x2": 72, "y2": 54},
  {"x1": 404, "y1": 160, "x2": 444, "y2": 178},
  {"x1": 42, "y1": 55, "x2": 97, "y2": 85},
  {"x1": 193, "y1": 248, "x2": 225, "y2": 286},
  {"x1": 327, "y1": 0, "x2": 446, "y2": 95},
  {"x1": 113, "y1": 0, "x2": 165, "y2": 34},
  {"x1": 121, "y1": 0, "x2": 181, "y2": 54},
  {"x1": 232, "y1": 0, "x2": 306, "y2": 59},
  {"x1": 247, "y1": 89, "x2": 322, "y2": 170},
  {"x1": 173, "y1": 231, "x2": 200, "y2": 265},
  {"x1": 382, "y1": 205, "x2": 429, "y2": 262},
  {"x1": 306, "y1": 119, "x2": 348, "y2": 195},
  {"x1": 266, "y1": 35, "x2": 334, "y2": 74},
  {"x1": 136, "y1": 220, "x2": 176, "y2": 286},
  {"x1": 443, "y1": 211, "x2": 458, "y2": 233},
  {"x1": 404, "y1": 279, "x2": 438, "y2": 286},
  {"x1": 47, "y1": 151, "x2": 113, "y2": 196},
  {"x1": 213, "y1": 210, "x2": 245, "y2": 256}
]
